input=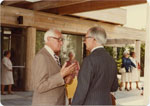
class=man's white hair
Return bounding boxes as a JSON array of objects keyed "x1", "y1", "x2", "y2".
[
  {"x1": 88, "y1": 26, "x2": 107, "y2": 45},
  {"x1": 44, "y1": 28, "x2": 61, "y2": 43}
]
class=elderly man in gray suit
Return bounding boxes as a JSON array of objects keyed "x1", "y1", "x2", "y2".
[
  {"x1": 32, "y1": 28, "x2": 77, "y2": 106},
  {"x1": 72, "y1": 26, "x2": 118, "y2": 105}
]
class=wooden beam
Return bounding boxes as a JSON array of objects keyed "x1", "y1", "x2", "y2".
[
  {"x1": 44, "y1": 0, "x2": 146, "y2": 15},
  {"x1": 2, "y1": 0, "x2": 26, "y2": 6},
  {"x1": 105, "y1": 44, "x2": 126, "y2": 47},
  {"x1": 0, "y1": 6, "x2": 146, "y2": 41},
  {"x1": 72, "y1": 8, "x2": 127, "y2": 25},
  {"x1": 0, "y1": 5, "x2": 34, "y2": 27},
  {"x1": 107, "y1": 39, "x2": 135, "y2": 44},
  {"x1": 33, "y1": 11, "x2": 146, "y2": 41},
  {"x1": 2, "y1": 0, "x2": 34, "y2": 9},
  {"x1": 26, "y1": 0, "x2": 89, "y2": 10}
]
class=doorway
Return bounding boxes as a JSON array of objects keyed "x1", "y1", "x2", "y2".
[{"x1": 1, "y1": 27, "x2": 26, "y2": 91}]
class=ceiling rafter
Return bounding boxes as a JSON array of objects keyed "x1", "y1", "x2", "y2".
[
  {"x1": 2, "y1": 0, "x2": 26, "y2": 6},
  {"x1": 26, "y1": 0, "x2": 90, "y2": 10},
  {"x1": 42, "y1": 0, "x2": 146, "y2": 15}
]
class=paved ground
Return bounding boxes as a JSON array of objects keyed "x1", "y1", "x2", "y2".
[
  {"x1": 0, "y1": 77, "x2": 145, "y2": 106},
  {"x1": 116, "y1": 76, "x2": 145, "y2": 105},
  {"x1": 0, "y1": 91, "x2": 32, "y2": 106}
]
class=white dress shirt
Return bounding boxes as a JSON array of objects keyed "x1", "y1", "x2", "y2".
[
  {"x1": 91, "y1": 46, "x2": 104, "y2": 53},
  {"x1": 44, "y1": 45, "x2": 61, "y2": 66},
  {"x1": 44, "y1": 45, "x2": 56, "y2": 61}
]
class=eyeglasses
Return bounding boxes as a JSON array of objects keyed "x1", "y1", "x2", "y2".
[
  {"x1": 83, "y1": 36, "x2": 93, "y2": 41},
  {"x1": 50, "y1": 37, "x2": 64, "y2": 42}
]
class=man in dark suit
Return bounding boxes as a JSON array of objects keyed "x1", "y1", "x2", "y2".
[{"x1": 72, "y1": 26, "x2": 118, "y2": 105}]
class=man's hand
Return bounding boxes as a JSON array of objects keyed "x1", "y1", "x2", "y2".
[
  {"x1": 60, "y1": 62, "x2": 76, "y2": 78},
  {"x1": 65, "y1": 75, "x2": 74, "y2": 84}
]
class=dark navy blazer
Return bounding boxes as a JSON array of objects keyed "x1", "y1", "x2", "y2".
[
  {"x1": 72, "y1": 48, "x2": 118, "y2": 105},
  {"x1": 122, "y1": 57, "x2": 136, "y2": 72}
]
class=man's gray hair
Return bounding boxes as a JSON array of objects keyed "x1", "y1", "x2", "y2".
[
  {"x1": 88, "y1": 26, "x2": 107, "y2": 45},
  {"x1": 44, "y1": 28, "x2": 61, "y2": 43}
]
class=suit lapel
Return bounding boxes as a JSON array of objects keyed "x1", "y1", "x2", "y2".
[{"x1": 42, "y1": 48, "x2": 61, "y2": 70}]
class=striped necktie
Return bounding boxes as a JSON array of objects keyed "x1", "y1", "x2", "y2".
[{"x1": 54, "y1": 54, "x2": 61, "y2": 67}]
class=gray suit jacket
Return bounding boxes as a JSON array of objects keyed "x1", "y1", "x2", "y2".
[
  {"x1": 72, "y1": 48, "x2": 118, "y2": 105},
  {"x1": 32, "y1": 48, "x2": 65, "y2": 106}
]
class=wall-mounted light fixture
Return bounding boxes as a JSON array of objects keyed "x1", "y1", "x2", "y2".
[{"x1": 17, "y1": 16, "x2": 23, "y2": 24}]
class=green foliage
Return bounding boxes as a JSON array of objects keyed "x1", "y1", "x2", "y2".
[
  {"x1": 128, "y1": 46, "x2": 134, "y2": 53},
  {"x1": 104, "y1": 46, "x2": 125, "y2": 72},
  {"x1": 116, "y1": 47, "x2": 125, "y2": 72},
  {"x1": 36, "y1": 31, "x2": 45, "y2": 53},
  {"x1": 140, "y1": 43, "x2": 145, "y2": 76},
  {"x1": 104, "y1": 45, "x2": 145, "y2": 75},
  {"x1": 104, "y1": 46, "x2": 115, "y2": 58}
]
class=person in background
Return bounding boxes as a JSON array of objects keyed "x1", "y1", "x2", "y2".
[
  {"x1": 119, "y1": 51, "x2": 136, "y2": 91},
  {"x1": 72, "y1": 26, "x2": 118, "y2": 105},
  {"x1": 1, "y1": 50, "x2": 14, "y2": 95},
  {"x1": 65, "y1": 52, "x2": 80, "y2": 105},
  {"x1": 130, "y1": 52, "x2": 140, "y2": 90}
]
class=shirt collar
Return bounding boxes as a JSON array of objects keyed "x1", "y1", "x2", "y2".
[
  {"x1": 91, "y1": 46, "x2": 104, "y2": 52},
  {"x1": 44, "y1": 45, "x2": 55, "y2": 58}
]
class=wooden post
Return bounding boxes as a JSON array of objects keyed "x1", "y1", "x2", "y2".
[
  {"x1": 134, "y1": 40, "x2": 141, "y2": 64},
  {"x1": 25, "y1": 27, "x2": 36, "y2": 91},
  {"x1": 144, "y1": 2, "x2": 150, "y2": 105}
]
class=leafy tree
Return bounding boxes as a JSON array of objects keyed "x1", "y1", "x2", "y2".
[
  {"x1": 36, "y1": 31, "x2": 45, "y2": 53},
  {"x1": 104, "y1": 46, "x2": 114, "y2": 57},
  {"x1": 140, "y1": 43, "x2": 145, "y2": 76}
]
